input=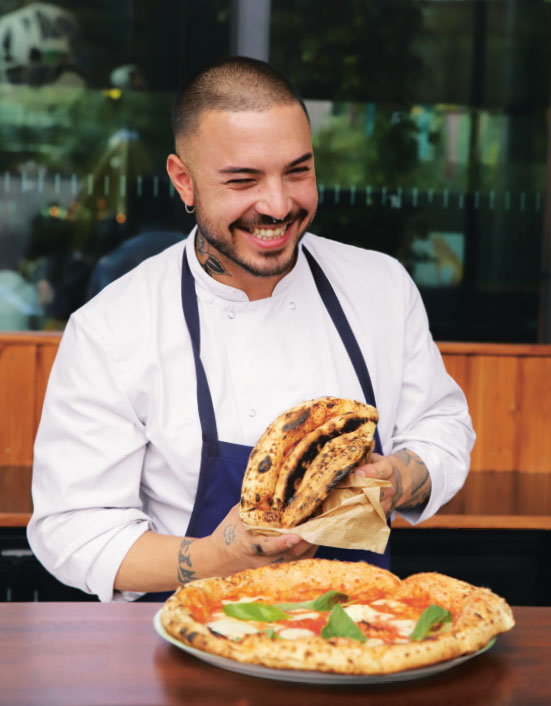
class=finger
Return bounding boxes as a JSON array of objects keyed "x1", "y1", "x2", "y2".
[
  {"x1": 266, "y1": 542, "x2": 317, "y2": 566},
  {"x1": 285, "y1": 538, "x2": 316, "y2": 559},
  {"x1": 355, "y1": 457, "x2": 393, "y2": 480},
  {"x1": 252, "y1": 532, "x2": 302, "y2": 557},
  {"x1": 355, "y1": 465, "x2": 391, "y2": 480},
  {"x1": 303, "y1": 544, "x2": 319, "y2": 559}
]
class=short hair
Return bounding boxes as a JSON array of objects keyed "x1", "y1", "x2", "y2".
[{"x1": 171, "y1": 56, "x2": 309, "y2": 143}]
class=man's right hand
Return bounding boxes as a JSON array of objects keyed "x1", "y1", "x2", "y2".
[{"x1": 196, "y1": 504, "x2": 317, "y2": 580}]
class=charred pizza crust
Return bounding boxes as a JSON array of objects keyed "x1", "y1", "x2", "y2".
[
  {"x1": 160, "y1": 559, "x2": 515, "y2": 675},
  {"x1": 239, "y1": 397, "x2": 378, "y2": 529}
]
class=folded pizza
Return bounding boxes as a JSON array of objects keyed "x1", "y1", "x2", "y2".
[{"x1": 239, "y1": 396, "x2": 379, "y2": 530}]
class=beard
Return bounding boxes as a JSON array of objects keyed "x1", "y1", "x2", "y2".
[{"x1": 193, "y1": 197, "x2": 315, "y2": 279}]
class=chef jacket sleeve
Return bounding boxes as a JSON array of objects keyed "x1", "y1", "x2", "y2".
[
  {"x1": 27, "y1": 310, "x2": 152, "y2": 602},
  {"x1": 390, "y1": 267, "x2": 476, "y2": 525}
]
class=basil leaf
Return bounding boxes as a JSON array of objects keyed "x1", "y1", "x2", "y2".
[
  {"x1": 312, "y1": 591, "x2": 350, "y2": 611},
  {"x1": 276, "y1": 590, "x2": 349, "y2": 612},
  {"x1": 409, "y1": 605, "x2": 453, "y2": 641},
  {"x1": 275, "y1": 599, "x2": 314, "y2": 611},
  {"x1": 222, "y1": 602, "x2": 290, "y2": 622},
  {"x1": 320, "y1": 604, "x2": 367, "y2": 643},
  {"x1": 264, "y1": 628, "x2": 278, "y2": 640}
]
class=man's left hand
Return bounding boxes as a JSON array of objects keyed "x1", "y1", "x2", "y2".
[{"x1": 354, "y1": 449, "x2": 432, "y2": 517}]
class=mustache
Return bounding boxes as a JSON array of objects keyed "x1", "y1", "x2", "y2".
[{"x1": 231, "y1": 209, "x2": 308, "y2": 230}]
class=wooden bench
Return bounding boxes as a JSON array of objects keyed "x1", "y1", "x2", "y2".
[{"x1": 1, "y1": 333, "x2": 551, "y2": 530}]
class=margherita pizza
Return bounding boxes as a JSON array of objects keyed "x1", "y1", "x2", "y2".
[{"x1": 160, "y1": 559, "x2": 514, "y2": 675}]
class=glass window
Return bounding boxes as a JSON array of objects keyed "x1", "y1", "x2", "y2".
[
  {"x1": 0, "y1": 0, "x2": 549, "y2": 343},
  {"x1": 0, "y1": 0, "x2": 231, "y2": 329},
  {"x1": 271, "y1": 0, "x2": 550, "y2": 342}
]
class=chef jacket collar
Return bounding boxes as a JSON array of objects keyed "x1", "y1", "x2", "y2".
[{"x1": 185, "y1": 226, "x2": 309, "y2": 303}]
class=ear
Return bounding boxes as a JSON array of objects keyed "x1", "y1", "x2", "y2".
[{"x1": 166, "y1": 153, "x2": 194, "y2": 206}]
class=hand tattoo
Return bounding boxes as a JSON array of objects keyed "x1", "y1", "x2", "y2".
[
  {"x1": 223, "y1": 523, "x2": 237, "y2": 545},
  {"x1": 196, "y1": 232, "x2": 231, "y2": 279},
  {"x1": 178, "y1": 538, "x2": 196, "y2": 584}
]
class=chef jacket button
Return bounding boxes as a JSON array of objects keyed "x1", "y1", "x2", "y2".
[
  {"x1": 288, "y1": 301, "x2": 296, "y2": 310},
  {"x1": 228, "y1": 310, "x2": 236, "y2": 319},
  {"x1": 248, "y1": 408, "x2": 256, "y2": 417}
]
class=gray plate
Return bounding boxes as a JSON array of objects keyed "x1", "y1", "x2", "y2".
[{"x1": 153, "y1": 610, "x2": 494, "y2": 685}]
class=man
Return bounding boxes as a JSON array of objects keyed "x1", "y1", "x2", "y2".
[{"x1": 28, "y1": 57, "x2": 475, "y2": 602}]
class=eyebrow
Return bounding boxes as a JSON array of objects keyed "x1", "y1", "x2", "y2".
[{"x1": 218, "y1": 152, "x2": 313, "y2": 175}]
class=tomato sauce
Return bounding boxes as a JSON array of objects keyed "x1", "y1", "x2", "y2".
[{"x1": 280, "y1": 616, "x2": 328, "y2": 634}]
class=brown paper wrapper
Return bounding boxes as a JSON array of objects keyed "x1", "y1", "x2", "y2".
[{"x1": 241, "y1": 472, "x2": 391, "y2": 554}]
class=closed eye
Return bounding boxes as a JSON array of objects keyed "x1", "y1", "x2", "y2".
[
  {"x1": 288, "y1": 166, "x2": 310, "y2": 176},
  {"x1": 226, "y1": 177, "x2": 256, "y2": 185}
]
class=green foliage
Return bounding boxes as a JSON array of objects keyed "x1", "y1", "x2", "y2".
[
  {"x1": 312, "y1": 105, "x2": 421, "y2": 189},
  {"x1": 271, "y1": 0, "x2": 426, "y2": 102},
  {"x1": 0, "y1": 85, "x2": 173, "y2": 173}
]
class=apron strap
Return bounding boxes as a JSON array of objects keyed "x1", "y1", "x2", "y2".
[
  {"x1": 303, "y1": 246, "x2": 383, "y2": 454},
  {"x1": 181, "y1": 246, "x2": 218, "y2": 442}
]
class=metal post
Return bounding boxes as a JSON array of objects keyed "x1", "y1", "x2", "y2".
[
  {"x1": 538, "y1": 84, "x2": 551, "y2": 342},
  {"x1": 231, "y1": 0, "x2": 272, "y2": 62}
]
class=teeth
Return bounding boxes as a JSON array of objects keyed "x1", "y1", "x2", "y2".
[{"x1": 250, "y1": 225, "x2": 287, "y2": 240}]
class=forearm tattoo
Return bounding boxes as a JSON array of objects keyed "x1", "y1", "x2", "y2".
[
  {"x1": 196, "y1": 231, "x2": 231, "y2": 279},
  {"x1": 393, "y1": 449, "x2": 431, "y2": 511},
  {"x1": 177, "y1": 538, "x2": 196, "y2": 584}
]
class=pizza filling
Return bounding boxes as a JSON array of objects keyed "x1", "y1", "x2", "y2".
[{"x1": 205, "y1": 592, "x2": 454, "y2": 644}]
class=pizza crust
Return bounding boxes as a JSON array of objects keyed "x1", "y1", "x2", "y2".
[{"x1": 160, "y1": 559, "x2": 515, "y2": 675}]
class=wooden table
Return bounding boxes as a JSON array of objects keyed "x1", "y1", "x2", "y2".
[{"x1": 0, "y1": 603, "x2": 549, "y2": 706}]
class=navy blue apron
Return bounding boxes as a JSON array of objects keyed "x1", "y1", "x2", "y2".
[{"x1": 140, "y1": 243, "x2": 389, "y2": 601}]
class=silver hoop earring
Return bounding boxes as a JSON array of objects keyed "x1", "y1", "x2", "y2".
[{"x1": 184, "y1": 203, "x2": 195, "y2": 214}]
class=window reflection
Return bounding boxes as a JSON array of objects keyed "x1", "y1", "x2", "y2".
[{"x1": 0, "y1": 0, "x2": 549, "y2": 342}]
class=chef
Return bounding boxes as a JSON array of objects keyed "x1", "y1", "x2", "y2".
[{"x1": 27, "y1": 57, "x2": 475, "y2": 602}]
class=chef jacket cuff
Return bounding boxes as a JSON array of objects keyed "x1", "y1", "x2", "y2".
[
  {"x1": 86, "y1": 519, "x2": 153, "y2": 603},
  {"x1": 391, "y1": 443, "x2": 454, "y2": 526}
]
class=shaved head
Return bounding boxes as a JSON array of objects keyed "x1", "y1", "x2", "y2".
[{"x1": 171, "y1": 56, "x2": 309, "y2": 147}]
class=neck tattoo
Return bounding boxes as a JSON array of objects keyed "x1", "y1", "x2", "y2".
[{"x1": 196, "y1": 231, "x2": 231, "y2": 279}]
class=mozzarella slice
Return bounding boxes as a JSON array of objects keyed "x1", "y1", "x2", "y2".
[
  {"x1": 371, "y1": 599, "x2": 406, "y2": 609},
  {"x1": 387, "y1": 619, "x2": 418, "y2": 636},
  {"x1": 287, "y1": 611, "x2": 321, "y2": 621},
  {"x1": 207, "y1": 617, "x2": 260, "y2": 640},
  {"x1": 344, "y1": 604, "x2": 383, "y2": 624},
  {"x1": 344, "y1": 604, "x2": 417, "y2": 637}
]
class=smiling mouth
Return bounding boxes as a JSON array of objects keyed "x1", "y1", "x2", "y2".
[{"x1": 249, "y1": 224, "x2": 288, "y2": 240}]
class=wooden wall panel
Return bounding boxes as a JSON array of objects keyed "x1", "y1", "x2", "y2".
[
  {"x1": 464, "y1": 355, "x2": 519, "y2": 472},
  {"x1": 440, "y1": 352, "x2": 470, "y2": 393},
  {"x1": 1, "y1": 335, "x2": 551, "y2": 527},
  {"x1": 33, "y1": 343, "x2": 59, "y2": 440},
  {"x1": 0, "y1": 344, "x2": 37, "y2": 466},
  {"x1": 0, "y1": 335, "x2": 550, "y2": 476},
  {"x1": 517, "y1": 357, "x2": 551, "y2": 472},
  {"x1": 440, "y1": 469, "x2": 518, "y2": 515}
]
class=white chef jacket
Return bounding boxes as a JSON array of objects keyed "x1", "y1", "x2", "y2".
[{"x1": 27, "y1": 230, "x2": 475, "y2": 602}]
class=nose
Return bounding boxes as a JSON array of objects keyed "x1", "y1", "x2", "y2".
[{"x1": 255, "y1": 179, "x2": 292, "y2": 221}]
